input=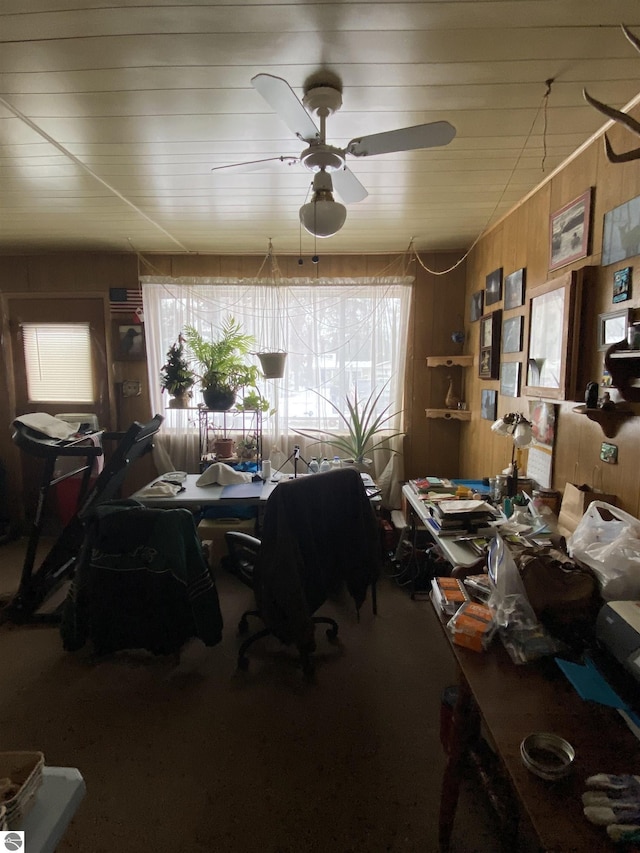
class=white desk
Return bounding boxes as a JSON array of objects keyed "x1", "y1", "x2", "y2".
[
  {"x1": 16, "y1": 767, "x2": 85, "y2": 853},
  {"x1": 131, "y1": 473, "x2": 278, "y2": 507},
  {"x1": 401, "y1": 484, "x2": 487, "y2": 570},
  {"x1": 133, "y1": 471, "x2": 379, "y2": 509}
]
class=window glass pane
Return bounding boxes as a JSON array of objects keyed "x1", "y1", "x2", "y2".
[{"x1": 22, "y1": 323, "x2": 95, "y2": 403}]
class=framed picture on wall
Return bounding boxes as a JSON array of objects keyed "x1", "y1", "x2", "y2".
[
  {"x1": 613, "y1": 267, "x2": 632, "y2": 303},
  {"x1": 470, "y1": 290, "x2": 484, "y2": 322},
  {"x1": 500, "y1": 361, "x2": 521, "y2": 398},
  {"x1": 504, "y1": 268, "x2": 526, "y2": 310},
  {"x1": 478, "y1": 310, "x2": 501, "y2": 379},
  {"x1": 549, "y1": 189, "x2": 592, "y2": 272},
  {"x1": 113, "y1": 321, "x2": 146, "y2": 360},
  {"x1": 502, "y1": 315, "x2": 523, "y2": 354},
  {"x1": 480, "y1": 389, "x2": 497, "y2": 421},
  {"x1": 598, "y1": 308, "x2": 631, "y2": 350},
  {"x1": 485, "y1": 268, "x2": 503, "y2": 306},
  {"x1": 603, "y1": 195, "x2": 640, "y2": 266}
]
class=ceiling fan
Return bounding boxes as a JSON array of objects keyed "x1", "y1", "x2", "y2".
[{"x1": 211, "y1": 73, "x2": 457, "y2": 237}]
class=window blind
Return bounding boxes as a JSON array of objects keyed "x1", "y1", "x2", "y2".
[{"x1": 22, "y1": 323, "x2": 95, "y2": 403}]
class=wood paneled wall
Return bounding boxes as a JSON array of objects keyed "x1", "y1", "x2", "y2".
[
  {"x1": 460, "y1": 108, "x2": 640, "y2": 517},
  {"x1": 0, "y1": 250, "x2": 465, "y2": 525}
]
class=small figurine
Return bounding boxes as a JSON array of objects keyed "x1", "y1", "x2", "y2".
[{"x1": 585, "y1": 381, "x2": 599, "y2": 409}]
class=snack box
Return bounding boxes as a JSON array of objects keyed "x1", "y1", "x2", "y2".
[
  {"x1": 431, "y1": 576, "x2": 470, "y2": 615},
  {"x1": 447, "y1": 601, "x2": 496, "y2": 652}
]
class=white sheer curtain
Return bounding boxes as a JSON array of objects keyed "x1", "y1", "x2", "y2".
[{"x1": 142, "y1": 275, "x2": 412, "y2": 506}]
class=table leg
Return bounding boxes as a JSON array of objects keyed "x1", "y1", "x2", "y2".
[{"x1": 439, "y1": 674, "x2": 480, "y2": 852}]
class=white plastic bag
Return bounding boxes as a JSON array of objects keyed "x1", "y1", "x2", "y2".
[{"x1": 567, "y1": 501, "x2": 640, "y2": 600}]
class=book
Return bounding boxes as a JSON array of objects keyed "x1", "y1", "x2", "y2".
[
  {"x1": 409, "y1": 477, "x2": 454, "y2": 494},
  {"x1": 431, "y1": 576, "x2": 470, "y2": 614}
]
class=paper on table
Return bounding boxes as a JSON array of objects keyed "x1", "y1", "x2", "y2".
[{"x1": 438, "y1": 499, "x2": 493, "y2": 514}]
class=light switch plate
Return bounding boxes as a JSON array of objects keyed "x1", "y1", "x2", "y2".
[{"x1": 122, "y1": 380, "x2": 141, "y2": 397}]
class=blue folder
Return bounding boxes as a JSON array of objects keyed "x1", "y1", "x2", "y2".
[{"x1": 220, "y1": 482, "x2": 265, "y2": 499}]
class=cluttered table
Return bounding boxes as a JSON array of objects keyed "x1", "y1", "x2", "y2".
[{"x1": 432, "y1": 597, "x2": 640, "y2": 852}]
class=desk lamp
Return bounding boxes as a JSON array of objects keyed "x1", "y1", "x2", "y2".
[{"x1": 491, "y1": 412, "x2": 533, "y2": 497}]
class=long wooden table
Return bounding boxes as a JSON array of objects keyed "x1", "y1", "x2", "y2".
[{"x1": 433, "y1": 600, "x2": 640, "y2": 852}]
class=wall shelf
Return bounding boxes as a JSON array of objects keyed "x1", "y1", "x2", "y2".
[
  {"x1": 426, "y1": 355, "x2": 474, "y2": 368},
  {"x1": 426, "y1": 408, "x2": 471, "y2": 421},
  {"x1": 572, "y1": 404, "x2": 633, "y2": 438}
]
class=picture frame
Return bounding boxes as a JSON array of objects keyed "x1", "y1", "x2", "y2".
[
  {"x1": 113, "y1": 321, "x2": 146, "y2": 360},
  {"x1": 470, "y1": 290, "x2": 484, "y2": 322},
  {"x1": 613, "y1": 266, "x2": 632, "y2": 303},
  {"x1": 502, "y1": 315, "x2": 523, "y2": 354},
  {"x1": 549, "y1": 189, "x2": 592, "y2": 272},
  {"x1": 523, "y1": 269, "x2": 583, "y2": 401},
  {"x1": 598, "y1": 308, "x2": 631, "y2": 351},
  {"x1": 504, "y1": 268, "x2": 526, "y2": 310},
  {"x1": 478, "y1": 310, "x2": 502, "y2": 379},
  {"x1": 485, "y1": 268, "x2": 503, "y2": 306},
  {"x1": 500, "y1": 361, "x2": 521, "y2": 398},
  {"x1": 603, "y1": 195, "x2": 640, "y2": 266},
  {"x1": 480, "y1": 389, "x2": 497, "y2": 421}
]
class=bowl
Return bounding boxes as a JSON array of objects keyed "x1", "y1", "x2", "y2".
[{"x1": 520, "y1": 732, "x2": 575, "y2": 780}]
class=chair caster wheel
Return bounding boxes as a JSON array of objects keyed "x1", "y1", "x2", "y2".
[
  {"x1": 238, "y1": 618, "x2": 249, "y2": 634},
  {"x1": 237, "y1": 656, "x2": 249, "y2": 671}
]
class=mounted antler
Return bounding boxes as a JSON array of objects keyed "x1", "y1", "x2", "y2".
[{"x1": 584, "y1": 24, "x2": 640, "y2": 163}]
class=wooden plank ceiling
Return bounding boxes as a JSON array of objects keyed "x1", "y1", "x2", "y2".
[{"x1": 1, "y1": 1, "x2": 640, "y2": 256}]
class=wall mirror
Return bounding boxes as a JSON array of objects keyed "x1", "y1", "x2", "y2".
[{"x1": 523, "y1": 270, "x2": 581, "y2": 401}]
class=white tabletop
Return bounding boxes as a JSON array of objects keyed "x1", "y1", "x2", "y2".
[
  {"x1": 16, "y1": 766, "x2": 85, "y2": 853},
  {"x1": 402, "y1": 484, "x2": 488, "y2": 569},
  {"x1": 132, "y1": 473, "x2": 279, "y2": 507},
  {"x1": 133, "y1": 470, "x2": 381, "y2": 509}
]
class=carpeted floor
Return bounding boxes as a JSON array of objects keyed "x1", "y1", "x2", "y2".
[{"x1": 0, "y1": 538, "x2": 506, "y2": 853}]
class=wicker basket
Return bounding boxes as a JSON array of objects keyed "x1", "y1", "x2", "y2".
[
  {"x1": 0, "y1": 804, "x2": 6, "y2": 831},
  {"x1": 0, "y1": 752, "x2": 45, "y2": 827}
]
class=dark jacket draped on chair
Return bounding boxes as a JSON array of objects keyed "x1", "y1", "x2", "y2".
[
  {"x1": 61, "y1": 501, "x2": 223, "y2": 655},
  {"x1": 253, "y1": 467, "x2": 378, "y2": 647}
]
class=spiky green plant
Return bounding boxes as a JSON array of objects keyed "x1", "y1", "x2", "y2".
[
  {"x1": 293, "y1": 383, "x2": 404, "y2": 463},
  {"x1": 184, "y1": 317, "x2": 259, "y2": 394}
]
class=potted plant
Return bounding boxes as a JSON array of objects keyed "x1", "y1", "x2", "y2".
[
  {"x1": 293, "y1": 382, "x2": 404, "y2": 470},
  {"x1": 235, "y1": 434, "x2": 259, "y2": 461},
  {"x1": 236, "y1": 389, "x2": 271, "y2": 413},
  {"x1": 185, "y1": 316, "x2": 260, "y2": 411},
  {"x1": 159, "y1": 336, "x2": 195, "y2": 408}
]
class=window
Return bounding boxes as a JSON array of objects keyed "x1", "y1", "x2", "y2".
[
  {"x1": 22, "y1": 323, "x2": 95, "y2": 403},
  {"x1": 141, "y1": 275, "x2": 411, "y2": 474}
]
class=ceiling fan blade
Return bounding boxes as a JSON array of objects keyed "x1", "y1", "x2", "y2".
[
  {"x1": 211, "y1": 155, "x2": 299, "y2": 174},
  {"x1": 251, "y1": 73, "x2": 320, "y2": 142},
  {"x1": 347, "y1": 121, "x2": 456, "y2": 157},
  {"x1": 332, "y1": 167, "x2": 368, "y2": 204}
]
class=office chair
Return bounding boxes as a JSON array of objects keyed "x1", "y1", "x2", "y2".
[
  {"x1": 225, "y1": 530, "x2": 340, "y2": 676},
  {"x1": 225, "y1": 466, "x2": 379, "y2": 677},
  {"x1": 61, "y1": 501, "x2": 223, "y2": 656}
]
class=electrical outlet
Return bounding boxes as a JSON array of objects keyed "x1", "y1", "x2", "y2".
[{"x1": 122, "y1": 379, "x2": 141, "y2": 397}]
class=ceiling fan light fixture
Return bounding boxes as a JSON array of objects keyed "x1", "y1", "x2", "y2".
[{"x1": 299, "y1": 170, "x2": 347, "y2": 237}]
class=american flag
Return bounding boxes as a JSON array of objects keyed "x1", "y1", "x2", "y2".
[{"x1": 109, "y1": 288, "x2": 144, "y2": 322}]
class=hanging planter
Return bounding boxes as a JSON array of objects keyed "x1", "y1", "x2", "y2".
[{"x1": 257, "y1": 351, "x2": 287, "y2": 379}]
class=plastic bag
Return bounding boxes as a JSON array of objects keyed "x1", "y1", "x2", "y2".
[
  {"x1": 487, "y1": 534, "x2": 565, "y2": 664},
  {"x1": 567, "y1": 501, "x2": 640, "y2": 600}
]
